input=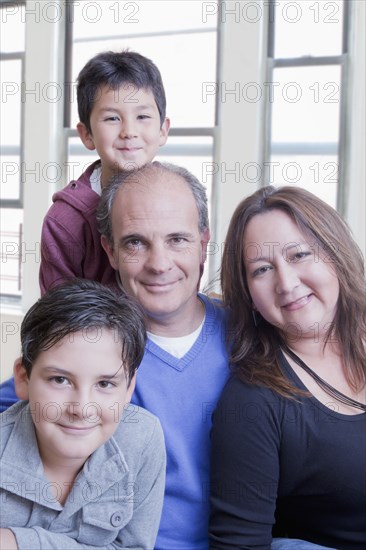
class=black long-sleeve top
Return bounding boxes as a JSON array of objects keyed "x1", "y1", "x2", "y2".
[{"x1": 209, "y1": 354, "x2": 366, "y2": 549}]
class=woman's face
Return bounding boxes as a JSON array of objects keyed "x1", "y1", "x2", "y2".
[{"x1": 243, "y1": 209, "x2": 340, "y2": 343}]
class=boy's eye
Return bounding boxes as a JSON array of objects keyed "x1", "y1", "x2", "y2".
[
  {"x1": 50, "y1": 376, "x2": 69, "y2": 385},
  {"x1": 137, "y1": 114, "x2": 151, "y2": 120},
  {"x1": 105, "y1": 116, "x2": 120, "y2": 122},
  {"x1": 98, "y1": 380, "x2": 115, "y2": 389}
]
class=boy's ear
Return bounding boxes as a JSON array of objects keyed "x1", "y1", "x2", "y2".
[
  {"x1": 126, "y1": 374, "x2": 136, "y2": 403},
  {"x1": 76, "y1": 122, "x2": 96, "y2": 151},
  {"x1": 159, "y1": 117, "x2": 170, "y2": 147},
  {"x1": 13, "y1": 357, "x2": 30, "y2": 400},
  {"x1": 101, "y1": 235, "x2": 118, "y2": 270}
]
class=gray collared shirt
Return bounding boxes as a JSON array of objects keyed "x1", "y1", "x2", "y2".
[{"x1": 0, "y1": 400, "x2": 166, "y2": 549}]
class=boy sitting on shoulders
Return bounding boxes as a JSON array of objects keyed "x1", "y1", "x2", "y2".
[{"x1": 40, "y1": 50, "x2": 170, "y2": 293}]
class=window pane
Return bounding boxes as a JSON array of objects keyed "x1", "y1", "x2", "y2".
[
  {"x1": 0, "y1": 4, "x2": 25, "y2": 52},
  {"x1": 0, "y1": 208, "x2": 23, "y2": 296},
  {"x1": 69, "y1": 1, "x2": 218, "y2": 128},
  {"x1": 0, "y1": 155, "x2": 21, "y2": 201},
  {"x1": 266, "y1": 154, "x2": 338, "y2": 207},
  {"x1": 72, "y1": 0, "x2": 216, "y2": 39},
  {"x1": 70, "y1": 32, "x2": 216, "y2": 128},
  {"x1": 271, "y1": 65, "x2": 341, "y2": 144},
  {"x1": 0, "y1": 60, "x2": 22, "y2": 146},
  {"x1": 273, "y1": 0, "x2": 344, "y2": 58}
]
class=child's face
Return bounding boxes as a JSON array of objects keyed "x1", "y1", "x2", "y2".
[
  {"x1": 77, "y1": 84, "x2": 170, "y2": 187},
  {"x1": 14, "y1": 329, "x2": 135, "y2": 471}
]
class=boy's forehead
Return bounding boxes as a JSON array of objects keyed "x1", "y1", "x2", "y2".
[
  {"x1": 95, "y1": 83, "x2": 157, "y2": 106},
  {"x1": 31, "y1": 330, "x2": 125, "y2": 373}
]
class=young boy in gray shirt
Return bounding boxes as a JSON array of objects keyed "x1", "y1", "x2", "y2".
[{"x1": 0, "y1": 279, "x2": 166, "y2": 550}]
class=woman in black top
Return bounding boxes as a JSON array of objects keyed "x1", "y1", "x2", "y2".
[{"x1": 210, "y1": 186, "x2": 366, "y2": 550}]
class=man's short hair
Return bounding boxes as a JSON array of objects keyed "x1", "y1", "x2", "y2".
[{"x1": 97, "y1": 161, "x2": 209, "y2": 245}]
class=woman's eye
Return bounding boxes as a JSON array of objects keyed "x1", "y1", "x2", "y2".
[
  {"x1": 252, "y1": 265, "x2": 272, "y2": 277},
  {"x1": 292, "y1": 251, "x2": 312, "y2": 262}
]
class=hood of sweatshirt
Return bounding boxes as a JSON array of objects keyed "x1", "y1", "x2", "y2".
[{"x1": 51, "y1": 160, "x2": 102, "y2": 220}]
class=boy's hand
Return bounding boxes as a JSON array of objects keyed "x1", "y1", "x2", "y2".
[{"x1": 0, "y1": 528, "x2": 18, "y2": 549}]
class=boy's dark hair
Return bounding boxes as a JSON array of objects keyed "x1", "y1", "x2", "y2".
[
  {"x1": 77, "y1": 50, "x2": 167, "y2": 132},
  {"x1": 20, "y1": 279, "x2": 146, "y2": 387}
]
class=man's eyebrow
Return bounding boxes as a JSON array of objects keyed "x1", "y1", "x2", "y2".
[{"x1": 168, "y1": 231, "x2": 195, "y2": 239}]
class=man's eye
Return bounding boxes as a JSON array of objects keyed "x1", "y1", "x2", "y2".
[
  {"x1": 170, "y1": 237, "x2": 188, "y2": 246},
  {"x1": 126, "y1": 239, "x2": 141, "y2": 249}
]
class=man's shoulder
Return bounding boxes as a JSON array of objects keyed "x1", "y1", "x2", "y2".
[{"x1": 199, "y1": 292, "x2": 229, "y2": 327}]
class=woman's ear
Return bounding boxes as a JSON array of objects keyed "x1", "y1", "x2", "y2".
[{"x1": 13, "y1": 357, "x2": 30, "y2": 400}]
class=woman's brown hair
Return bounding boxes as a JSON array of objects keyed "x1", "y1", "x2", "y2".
[{"x1": 221, "y1": 185, "x2": 366, "y2": 397}]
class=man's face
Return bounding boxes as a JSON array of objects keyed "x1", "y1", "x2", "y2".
[
  {"x1": 103, "y1": 172, "x2": 209, "y2": 335},
  {"x1": 77, "y1": 84, "x2": 170, "y2": 187},
  {"x1": 14, "y1": 330, "x2": 135, "y2": 471}
]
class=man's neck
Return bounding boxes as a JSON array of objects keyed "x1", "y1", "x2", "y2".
[{"x1": 146, "y1": 296, "x2": 205, "y2": 337}]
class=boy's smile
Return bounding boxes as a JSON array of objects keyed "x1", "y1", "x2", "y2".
[
  {"x1": 14, "y1": 330, "x2": 135, "y2": 473},
  {"x1": 77, "y1": 84, "x2": 170, "y2": 187}
]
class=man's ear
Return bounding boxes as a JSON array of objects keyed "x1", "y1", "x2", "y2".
[
  {"x1": 76, "y1": 122, "x2": 96, "y2": 151},
  {"x1": 200, "y1": 228, "x2": 211, "y2": 264},
  {"x1": 159, "y1": 117, "x2": 170, "y2": 147},
  {"x1": 13, "y1": 358, "x2": 30, "y2": 400},
  {"x1": 101, "y1": 235, "x2": 118, "y2": 270}
]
